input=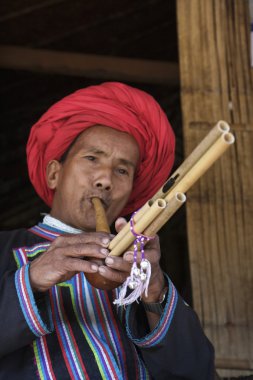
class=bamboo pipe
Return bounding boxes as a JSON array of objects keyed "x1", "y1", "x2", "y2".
[
  {"x1": 109, "y1": 121, "x2": 231, "y2": 252},
  {"x1": 126, "y1": 192, "x2": 186, "y2": 251},
  {"x1": 164, "y1": 132, "x2": 235, "y2": 202},
  {"x1": 85, "y1": 197, "x2": 120, "y2": 290},
  {"x1": 144, "y1": 193, "x2": 186, "y2": 236},
  {"x1": 109, "y1": 202, "x2": 150, "y2": 250},
  {"x1": 109, "y1": 198, "x2": 167, "y2": 257},
  {"x1": 150, "y1": 120, "x2": 230, "y2": 202}
]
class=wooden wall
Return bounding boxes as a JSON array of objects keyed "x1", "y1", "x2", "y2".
[{"x1": 177, "y1": 0, "x2": 253, "y2": 376}]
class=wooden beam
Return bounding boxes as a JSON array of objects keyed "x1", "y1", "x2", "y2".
[
  {"x1": 0, "y1": 45, "x2": 179, "y2": 86},
  {"x1": 0, "y1": 0, "x2": 65, "y2": 22}
]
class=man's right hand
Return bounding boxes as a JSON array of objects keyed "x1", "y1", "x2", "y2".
[{"x1": 29, "y1": 232, "x2": 110, "y2": 292}]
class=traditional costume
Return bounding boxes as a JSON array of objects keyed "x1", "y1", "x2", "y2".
[{"x1": 0, "y1": 82, "x2": 214, "y2": 379}]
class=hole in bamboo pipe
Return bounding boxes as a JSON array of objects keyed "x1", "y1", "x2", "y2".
[
  {"x1": 175, "y1": 192, "x2": 186, "y2": 203},
  {"x1": 85, "y1": 197, "x2": 121, "y2": 290},
  {"x1": 218, "y1": 120, "x2": 230, "y2": 133},
  {"x1": 223, "y1": 132, "x2": 235, "y2": 144},
  {"x1": 149, "y1": 198, "x2": 167, "y2": 208},
  {"x1": 157, "y1": 198, "x2": 167, "y2": 207}
]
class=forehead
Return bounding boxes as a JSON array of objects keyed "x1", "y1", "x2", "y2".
[{"x1": 69, "y1": 125, "x2": 140, "y2": 160}]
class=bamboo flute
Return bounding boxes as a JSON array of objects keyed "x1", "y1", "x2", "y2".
[
  {"x1": 108, "y1": 120, "x2": 230, "y2": 252},
  {"x1": 109, "y1": 129, "x2": 235, "y2": 258}
]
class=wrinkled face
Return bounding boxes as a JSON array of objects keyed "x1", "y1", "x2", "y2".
[{"x1": 47, "y1": 126, "x2": 140, "y2": 230}]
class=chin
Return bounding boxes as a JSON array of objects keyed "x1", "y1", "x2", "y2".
[
  {"x1": 75, "y1": 207, "x2": 95, "y2": 230},
  {"x1": 78, "y1": 220, "x2": 97, "y2": 232},
  {"x1": 82, "y1": 227, "x2": 96, "y2": 232},
  {"x1": 68, "y1": 216, "x2": 94, "y2": 232}
]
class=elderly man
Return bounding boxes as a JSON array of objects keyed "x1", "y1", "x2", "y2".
[{"x1": 0, "y1": 82, "x2": 214, "y2": 379}]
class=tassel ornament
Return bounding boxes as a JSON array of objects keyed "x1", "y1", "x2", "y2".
[{"x1": 113, "y1": 212, "x2": 154, "y2": 306}]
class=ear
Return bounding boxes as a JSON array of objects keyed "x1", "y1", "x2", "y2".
[{"x1": 46, "y1": 160, "x2": 62, "y2": 190}]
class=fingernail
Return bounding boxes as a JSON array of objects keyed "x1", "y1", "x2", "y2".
[
  {"x1": 102, "y1": 238, "x2": 110, "y2": 246},
  {"x1": 105, "y1": 257, "x2": 114, "y2": 265},
  {"x1": 125, "y1": 252, "x2": 133, "y2": 262},
  {"x1": 98, "y1": 266, "x2": 106, "y2": 274},
  {"x1": 117, "y1": 217, "x2": 126, "y2": 224},
  {"x1": 101, "y1": 248, "x2": 109, "y2": 255},
  {"x1": 91, "y1": 264, "x2": 98, "y2": 271}
]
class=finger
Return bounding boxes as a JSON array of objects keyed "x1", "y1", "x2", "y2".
[
  {"x1": 144, "y1": 234, "x2": 160, "y2": 250},
  {"x1": 123, "y1": 245, "x2": 160, "y2": 265},
  {"x1": 104, "y1": 256, "x2": 132, "y2": 273},
  {"x1": 51, "y1": 244, "x2": 110, "y2": 259},
  {"x1": 29, "y1": 255, "x2": 100, "y2": 292},
  {"x1": 63, "y1": 257, "x2": 100, "y2": 274},
  {"x1": 140, "y1": 235, "x2": 161, "y2": 261},
  {"x1": 50, "y1": 256, "x2": 100, "y2": 275},
  {"x1": 98, "y1": 265, "x2": 128, "y2": 284},
  {"x1": 49, "y1": 232, "x2": 112, "y2": 250},
  {"x1": 114, "y1": 217, "x2": 127, "y2": 233}
]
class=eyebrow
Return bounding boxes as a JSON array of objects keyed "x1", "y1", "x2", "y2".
[{"x1": 87, "y1": 147, "x2": 137, "y2": 169}]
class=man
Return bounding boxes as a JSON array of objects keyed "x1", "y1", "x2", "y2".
[{"x1": 0, "y1": 82, "x2": 215, "y2": 379}]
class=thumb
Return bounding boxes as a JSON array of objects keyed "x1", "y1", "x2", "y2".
[{"x1": 114, "y1": 217, "x2": 127, "y2": 233}]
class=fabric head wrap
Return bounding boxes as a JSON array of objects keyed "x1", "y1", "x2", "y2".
[{"x1": 27, "y1": 82, "x2": 175, "y2": 216}]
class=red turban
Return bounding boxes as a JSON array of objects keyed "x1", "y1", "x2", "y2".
[{"x1": 27, "y1": 82, "x2": 175, "y2": 216}]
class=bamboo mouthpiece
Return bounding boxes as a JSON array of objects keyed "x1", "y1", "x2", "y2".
[{"x1": 91, "y1": 197, "x2": 110, "y2": 233}]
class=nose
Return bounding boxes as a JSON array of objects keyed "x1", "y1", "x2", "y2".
[{"x1": 94, "y1": 170, "x2": 112, "y2": 191}]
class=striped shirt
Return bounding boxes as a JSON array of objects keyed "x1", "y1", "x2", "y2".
[{"x1": 12, "y1": 223, "x2": 178, "y2": 380}]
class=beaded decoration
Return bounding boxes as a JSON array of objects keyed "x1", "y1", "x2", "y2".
[{"x1": 113, "y1": 212, "x2": 154, "y2": 306}]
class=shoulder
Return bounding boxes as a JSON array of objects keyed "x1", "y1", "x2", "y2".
[
  {"x1": 0, "y1": 228, "x2": 39, "y2": 249},
  {"x1": 0, "y1": 228, "x2": 44, "y2": 272}
]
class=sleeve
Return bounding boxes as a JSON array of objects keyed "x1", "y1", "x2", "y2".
[
  {"x1": 0, "y1": 264, "x2": 54, "y2": 358},
  {"x1": 125, "y1": 276, "x2": 215, "y2": 380}
]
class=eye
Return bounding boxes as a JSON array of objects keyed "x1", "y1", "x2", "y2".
[
  {"x1": 85, "y1": 155, "x2": 96, "y2": 161},
  {"x1": 117, "y1": 167, "x2": 129, "y2": 175}
]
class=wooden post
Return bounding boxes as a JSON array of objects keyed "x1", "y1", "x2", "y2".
[{"x1": 177, "y1": 0, "x2": 253, "y2": 376}]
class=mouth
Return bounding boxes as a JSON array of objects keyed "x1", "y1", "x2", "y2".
[{"x1": 89, "y1": 195, "x2": 110, "y2": 210}]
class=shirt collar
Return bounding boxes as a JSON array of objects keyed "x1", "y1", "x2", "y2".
[{"x1": 42, "y1": 214, "x2": 83, "y2": 234}]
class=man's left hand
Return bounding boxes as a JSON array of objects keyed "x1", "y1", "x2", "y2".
[{"x1": 98, "y1": 217, "x2": 166, "y2": 302}]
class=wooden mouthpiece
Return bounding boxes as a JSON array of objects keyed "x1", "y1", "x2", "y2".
[
  {"x1": 85, "y1": 197, "x2": 119, "y2": 290},
  {"x1": 91, "y1": 197, "x2": 110, "y2": 233}
]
